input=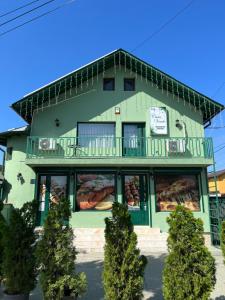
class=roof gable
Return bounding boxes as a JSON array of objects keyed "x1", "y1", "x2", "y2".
[{"x1": 11, "y1": 49, "x2": 224, "y2": 124}]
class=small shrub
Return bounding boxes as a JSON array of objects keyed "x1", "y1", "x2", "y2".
[
  {"x1": 103, "y1": 202, "x2": 147, "y2": 300},
  {"x1": 163, "y1": 205, "x2": 216, "y2": 300},
  {"x1": 36, "y1": 198, "x2": 87, "y2": 300},
  {"x1": 221, "y1": 221, "x2": 225, "y2": 263},
  {"x1": 1, "y1": 200, "x2": 38, "y2": 295}
]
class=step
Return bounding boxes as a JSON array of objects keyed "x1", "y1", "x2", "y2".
[{"x1": 73, "y1": 227, "x2": 168, "y2": 253}]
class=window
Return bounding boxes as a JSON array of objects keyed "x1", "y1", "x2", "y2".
[
  {"x1": 155, "y1": 174, "x2": 200, "y2": 212},
  {"x1": 76, "y1": 173, "x2": 116, "y2": 210},
  {"x1": 123, "y1": 175, "x2": 147, "y2": 211},
  {"x1": 38, "y1": 175, "x2": 68, "y2": 212},
  {"x1": 124, "y1": 78, "x2": 135, "y2": 91},
  {"x1": 77, "y1": 123, "x2": 115, "y2": 148},
  {"x1": 103, "y1": 78, "x2": 115, "y2": 91}
]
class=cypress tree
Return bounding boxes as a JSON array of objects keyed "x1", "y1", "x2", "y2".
[
  {"x1": 103, "y1": 202, "x2": 147, "y2": 300},
  {"x1": 163, "y1": 205, "x2": 216, "y2": 300},
  {"x1": 36, "y1": 198, "x2": 87, "y2": 300},
  {"x1": 1, "y1": 200, "x2": 38, "y2": 294},
  {"x1": 221, "y1": 221, "x2": 225, "y2": 262}
]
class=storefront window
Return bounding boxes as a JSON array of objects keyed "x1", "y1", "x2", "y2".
[
  {"x1": 155, "y1": 174, "x2": 200, "y2": 212},
  {"x1": 50, "y1": 176, "x2": 67, "y2": 204},
  {"x1": 39, "y1": 176, "x2": 46, "y2": 212},
  {"x1": 38, "y1": 175, "x2": 67, "y2": 212},
  {"x1": 76, "y1": 173, "x2": 115, "y2": 210}
]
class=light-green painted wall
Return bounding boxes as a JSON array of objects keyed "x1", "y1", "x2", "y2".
[
  {"x1": 4, "y1": 136, "x2": 36, "y2": 208},
  {"x1": 3, "y1": 66, "x2": 211, "y2": 232},
  {"x1": 31, "y1": 67, "x2": 204, "y2": 138}
]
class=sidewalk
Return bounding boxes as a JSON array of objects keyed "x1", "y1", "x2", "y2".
[{"x1": 0, "y1": 247, "x2": 225, "y2": 299}]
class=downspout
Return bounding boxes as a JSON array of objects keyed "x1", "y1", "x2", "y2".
[
  {"x1": 0, "y1": 147, "x2": 5, "y2": 175},
  {"x1": 0, "y1": 147, "x2": 5, "y2": 201}
]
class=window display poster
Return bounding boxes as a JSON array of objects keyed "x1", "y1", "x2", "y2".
[
  {"x1": 76, "y1": 174, "x2": 115, "y2": 210},
  {"x1": 156, "y1": 174, "x2": 200, "y2": 211},
  {"x1": 150, "y1": 107, "x2": 168, "y2": 135},
  {"x1": 124, "y1": 175, "x2": 141, "y2": 210},
  {"x1": 38, "y1": 176, "x2": 67, "y2": 211},
  {"x1": 50, "y1": 176, "x2": 67, "y2": 204}
]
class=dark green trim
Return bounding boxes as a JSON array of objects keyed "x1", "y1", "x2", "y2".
[{"x1": 121, "y1": 173, "x2": 149, "y2": 225}]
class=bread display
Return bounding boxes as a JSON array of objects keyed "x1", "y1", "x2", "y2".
[
  {"x1": 77, "y1": 174, "x2": 115, "y2": 210},
  {"x1": 124, "y1": 176, "x2": 140, "y2": 209},
  {"x1": 50, "y1": 177, "x2": 67, "y2": 204},
  {"x1": 156, "y1": 175, "x2": 200, "y2": 211}
]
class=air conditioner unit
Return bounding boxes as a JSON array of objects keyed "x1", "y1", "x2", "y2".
[
  {"x1": 167, "y1": 139, "x2": 186, "y2": 154},
  {"x1": 38, "y1": 138, "x2": 56, "y2": 150}
]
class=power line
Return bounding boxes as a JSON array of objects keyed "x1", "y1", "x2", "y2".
[
  {"x1": 214, "y1": 144, "x2": 225, "y2": 154},
  {"x1": 0, "y1": 0, "x2": 75, "y2": 38},
  {"x1": 131, "y1": 0, "x2": 196, "y2": 52},
  {"x1": 214, "y1": 141, "x2": 225, "y2": 150},
  {"x1": 212, "y1": 81, "x2": 225, "y2": 98},
  {"x1": 0, "y1": 0, "x2": 42, "y2": 18},
  {"x1": 207, "y1": 126, "x2": 225, "y2": 129},
  {"x1": 0, "y1": 0, "x2": 57, "y2": 28}
]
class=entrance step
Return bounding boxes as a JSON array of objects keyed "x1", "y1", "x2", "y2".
[{"x1": 73, "y1": 227, "x2": 168, "y2": 253}]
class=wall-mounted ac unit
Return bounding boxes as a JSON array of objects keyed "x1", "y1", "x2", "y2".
[
  {"x1": 166, "y1": 139, "x2": 186, "y2": 154},
  {"x1": 38, "y1": 138, "x2": 56, "y2": 150}
]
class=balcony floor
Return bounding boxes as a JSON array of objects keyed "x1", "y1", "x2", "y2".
[{"x1": 25, "y1": 157, "x2": 213, "y2": 167}]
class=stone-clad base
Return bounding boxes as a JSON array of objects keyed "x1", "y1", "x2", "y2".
[
  {"x1": 35, "y1": 227, "x2": 212, "y2": 253},
  {"x1": 73, "y1": 227, "x2": 169, "y2": 253}
]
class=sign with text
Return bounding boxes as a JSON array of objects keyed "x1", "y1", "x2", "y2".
[{"x1": 150, "y1": 107, "x2": 168, "y2": 135}]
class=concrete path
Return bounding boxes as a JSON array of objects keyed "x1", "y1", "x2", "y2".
[{"x1": 0, "y1": 247, "x2": 225, "y2": 299}]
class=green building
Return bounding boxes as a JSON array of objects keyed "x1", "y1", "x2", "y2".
[{"x1": 0, "y1": 49, "x2": 223, "y2": 246}]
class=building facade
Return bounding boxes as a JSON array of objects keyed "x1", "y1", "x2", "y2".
[
  {"x1": 0, "y1": 49, "x2": 223, "y2": 234},
  {"x1": 208, "y1": 169, "x2": 225, "y2": 196}
]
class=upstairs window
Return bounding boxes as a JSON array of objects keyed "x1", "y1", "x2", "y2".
[
  {"x1": 103, "y1": 78, "x2": 115, "y2": 91},
  {"x1": 77, "y1": 123, "x2": 115, "y2": 148},
  {"x1": 124, "y1": 78, "x2": 135, "y2": 91}
]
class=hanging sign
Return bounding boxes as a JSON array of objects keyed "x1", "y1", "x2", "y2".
[{"x1": 150, "y1": 107, "x2": 168, "y2": 135}]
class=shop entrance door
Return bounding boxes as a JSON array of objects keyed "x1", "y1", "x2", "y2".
[
  {"x1": 122, "y1": 174, "x2": 149, "y2": 225},
  {"x1": 122, "y1": 123, "x2": 145, "y2": 157},
  {"x1": 37, "y1": 175, "x2": 68, "y2": 225}
]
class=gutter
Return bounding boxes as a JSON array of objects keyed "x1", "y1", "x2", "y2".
[
  {"x1": 204, "y1": 121, "x2": 211, "y2": 129},
  {"x1": 0, "y1": 147, "x2": 5, "y2": 175}
]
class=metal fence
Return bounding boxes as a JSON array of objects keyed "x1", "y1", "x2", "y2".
[
  {"x1": 26, "y1": 136, "x2": 213, "y2": 160},
  {"x1": 209, "y1": 196, "x2": 225, "y2": 245}
]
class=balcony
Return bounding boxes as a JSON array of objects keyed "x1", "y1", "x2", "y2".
[{"x1": 26, "y1": 136, "x2": 214, "y2": 167}]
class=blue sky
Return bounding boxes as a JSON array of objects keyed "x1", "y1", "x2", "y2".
[{"x1": 0, "y1": 0, "x2": 225, "y2": 170}]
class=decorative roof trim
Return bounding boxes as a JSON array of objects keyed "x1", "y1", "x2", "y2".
[{"x1": 11, "y1": 49, "x2": 224, "y2": 124}]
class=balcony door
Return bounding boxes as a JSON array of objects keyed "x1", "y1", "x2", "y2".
[
  {"x1": 122, "y1": 123, "x2": 145, "y2": 157},
  {"x1": 122, "y1": 174, "x2": 149, "y2": 225}
]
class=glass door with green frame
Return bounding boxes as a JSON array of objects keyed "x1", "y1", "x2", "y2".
[
  {"x1": 122, "y1": 123, "x2": 145, "y2": 157},
  {"x1": 37, "y1": 175, "x2": 68, "y2": 225},
  {"x1": 122, "y1": 174, "x2": 149, "y2": 225}
]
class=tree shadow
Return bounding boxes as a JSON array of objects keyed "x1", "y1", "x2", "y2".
[
  {"x1": 213, "y1": 297, "x2": 225, "y2": 300},
  {"x1": 76, "y1": 253, "x2": 167, "y2": 300},
  {"x1": 144, "y1": 254, "x2": 166, "y2": 300}
]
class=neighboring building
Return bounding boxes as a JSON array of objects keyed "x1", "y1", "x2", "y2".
[
  {"x1": 208, "y1": 169, "x2": 225, "y2": 196},
  {"x1": 0, "y1": 49, "x2": 223, "y2": 236}
]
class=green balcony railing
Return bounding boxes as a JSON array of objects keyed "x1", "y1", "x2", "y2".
[{"x1": 26, "y1": 136, "x2": 213, "y2": 160}]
